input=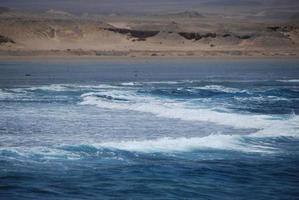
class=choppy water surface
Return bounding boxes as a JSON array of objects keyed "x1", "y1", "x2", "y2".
[{"x1": 0, "y1": 59, "x2": 299, "y2": 199}]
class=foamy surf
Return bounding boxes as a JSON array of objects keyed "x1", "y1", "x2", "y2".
[
  {"x1": 0, "y1": 134, "x2": 278, "y2": 162},
  {"x1": 192, "y1": 85, "x2": 244, "y2": 93},
  {"x1": 1, "y1": 60, "x2": 299, "y2": 200},
  {"x1": 253, "y1": 114, "x2": 299, "y2": 137},
  {"x1": 1, "y1": 82, "x2": 298, "y2": 135},
  {"x1": 79, "y1": 90, "x2": 290, "y2": 130},
  {"x1": 100, "y1": 135, "x2": 276, "y2": 154}
]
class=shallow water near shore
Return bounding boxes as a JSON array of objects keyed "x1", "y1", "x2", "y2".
[{"x1": 0, "y1": 59, "x2": 299, "y2": 199}]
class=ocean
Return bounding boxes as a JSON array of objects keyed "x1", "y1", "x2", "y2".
[{"x1": 0, "y1": 59, "x2": 299, "y2": 199}]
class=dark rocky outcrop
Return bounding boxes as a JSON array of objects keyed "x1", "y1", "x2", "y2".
[
  {"x1": 0, "y1": 35, "x2": 15, "y2": 44},
  {"x1": 104, "y1": 28, "x2": 159, "y2": 40},
  {"x1": 178, "y1": 32, "x2": 216, "y2": 40},
  {"x1": 222, "y1": 34, "x2": 231, "y2": 37},
  {"x1": 103, "y1": 26, "x2": 250, "y2": 43},
  {"x1": 267, "y1": 26, "x2": 298, "y2": 33},
  {"x1": 178, "y1": 32, "x2": 202, "y2": 40},
  {"x1": 235, "y1": 35, "x2": 252, "y2": 39},
  {"x1": 267, "y1": 26, "x2": 280, "y2": 31},
  {"x1": 179, "y1": 31, "x2": 252, "y2": 40}
]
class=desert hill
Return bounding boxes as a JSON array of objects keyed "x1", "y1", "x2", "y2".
[{"x1": 0, "y1": 8, "x2": 298, "y2": 57}]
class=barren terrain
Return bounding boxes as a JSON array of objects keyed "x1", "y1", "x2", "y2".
[{"x1": 0, "y1": 6, "x2": 299, "y2": 58}]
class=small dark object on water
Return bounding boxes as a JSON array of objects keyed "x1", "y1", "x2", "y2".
[{"x1": 25, "y1": 74, "x2": 31, "y2": 77}]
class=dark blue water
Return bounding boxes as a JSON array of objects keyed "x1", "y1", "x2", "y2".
[{"x1": 0, "y1": 59, "x2": 299, "y2": 199}]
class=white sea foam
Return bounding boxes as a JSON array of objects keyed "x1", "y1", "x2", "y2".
[
  {"x1": 0, "y1": 146, "x2": 82, "y2": 160},
  {"x1": 28, "y1": 84, "x2": 68, "y2": 92},
  {"x1": 23, "y1": 84, "x2": 121, "y2": 92},
  {"x1": 0, "y1": 134, "x2": 277, "y2": 160},
  {"x1": 253, "y1": 115, "x2": 299, "y2": 137},
  {"x1": 146, "y1": 81, "x2": 183, "y2": 84},
  {"x1": 79, "y1": 85, "x2": 299, "y2": 136},
  {"x1": 2, "y1": 83, "x2": 298, "y2": 138},
  {"x1": 0, "y1": 89, "x2": 15, "y2": 99},
  {"x1": 278, "y1": 79, "x2": 299, "y2": 83},
  {"x1": 234, "y1": 96, "x2": 290, "y2": 102},
  {"x1": 74, "y1": 84, "x2": 122, "y2": 89},
  {"x1": 80, "y1": 90, "x2": 277, "y2": 129},
  {"x1": 100, "y1": 134, "x2": 275, "y2": 153},
  {"x1": 120, "y1": 82, "x2": 136, "y2": 86},
  {"x1": 193, "y1": 85, "x2": 243, "y2": 93},
  {"x1": 1, "y1": 83, "x2": 298, "y2": 159}
]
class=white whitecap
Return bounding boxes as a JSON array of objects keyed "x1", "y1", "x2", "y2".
[
  {"x1": 27, "y1": 84, "x2": 68, "y2": 92},
  {"x1": 120, "y1": 82, "x2": 136, "y2": 86},
  {"x1": 193, "y1": 85, "x2": 243, "y2": 93},
  {"x1": 253, "y1": 115, "x2": 299, "y2": 137},
  {"x1": 100, "y1": 135, "x2": 275, "y2": 153},
  {"x1": 79, "y1": 91, "x2": 276, "y2": 129},
  {"x1": 278, "y1": 79, "x2": 299, "y2": 83},
  {"x1": 0, "y1": 89, "x2": 15, "y2": 99},
  {"x1": 0, "y1": 134, "x2": 275, "y2": 160}
]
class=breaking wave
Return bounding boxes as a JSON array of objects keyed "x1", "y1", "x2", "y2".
[
  {"x1": 100, "y1": 134, "x2": 277, "y2": 154},
  {"x1": 1, "y1": 82, "x2": 298, "y2": 136},
  {"x1": 79, "y1": 90, "x2": 298, "y2": 131},
  {"x1": 0, "y1": 134, "x2": 279, "y2": 162},
  {"x1": 191, "y1": 85, "x2": 244, "y2": 93}
]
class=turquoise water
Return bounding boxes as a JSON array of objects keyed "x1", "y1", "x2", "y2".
[{"x1": 0, "y1": 59, "x2": 299, "y2": 199}]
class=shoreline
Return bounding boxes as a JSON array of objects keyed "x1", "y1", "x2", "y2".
[{"x1": 0, "y1": 50, "x2": 299, "y2": 61}]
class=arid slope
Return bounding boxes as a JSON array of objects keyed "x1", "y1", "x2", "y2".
[{"x1": 0, "y1": 9, "x2": 299, "y2": 57}]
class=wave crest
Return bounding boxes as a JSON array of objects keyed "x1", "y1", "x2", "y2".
[
  {"x1": 80, "y1": 91, "x2": 280, "y2": 129},
  {"x1": 100, "y1": 135, "x2": 276, "y2": 153},
  {"x1": 0, "y1": 134, "x2": 278, "y2": 162}
]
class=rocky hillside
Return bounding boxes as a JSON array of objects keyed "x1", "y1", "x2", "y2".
[{"x1": 0, "y1": 9, "x2": 298, "y2": 56}]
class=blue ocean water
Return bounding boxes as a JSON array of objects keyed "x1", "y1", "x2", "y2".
[{"x1": 0, "y1": 59, "x2": 299, "y2": 199}]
